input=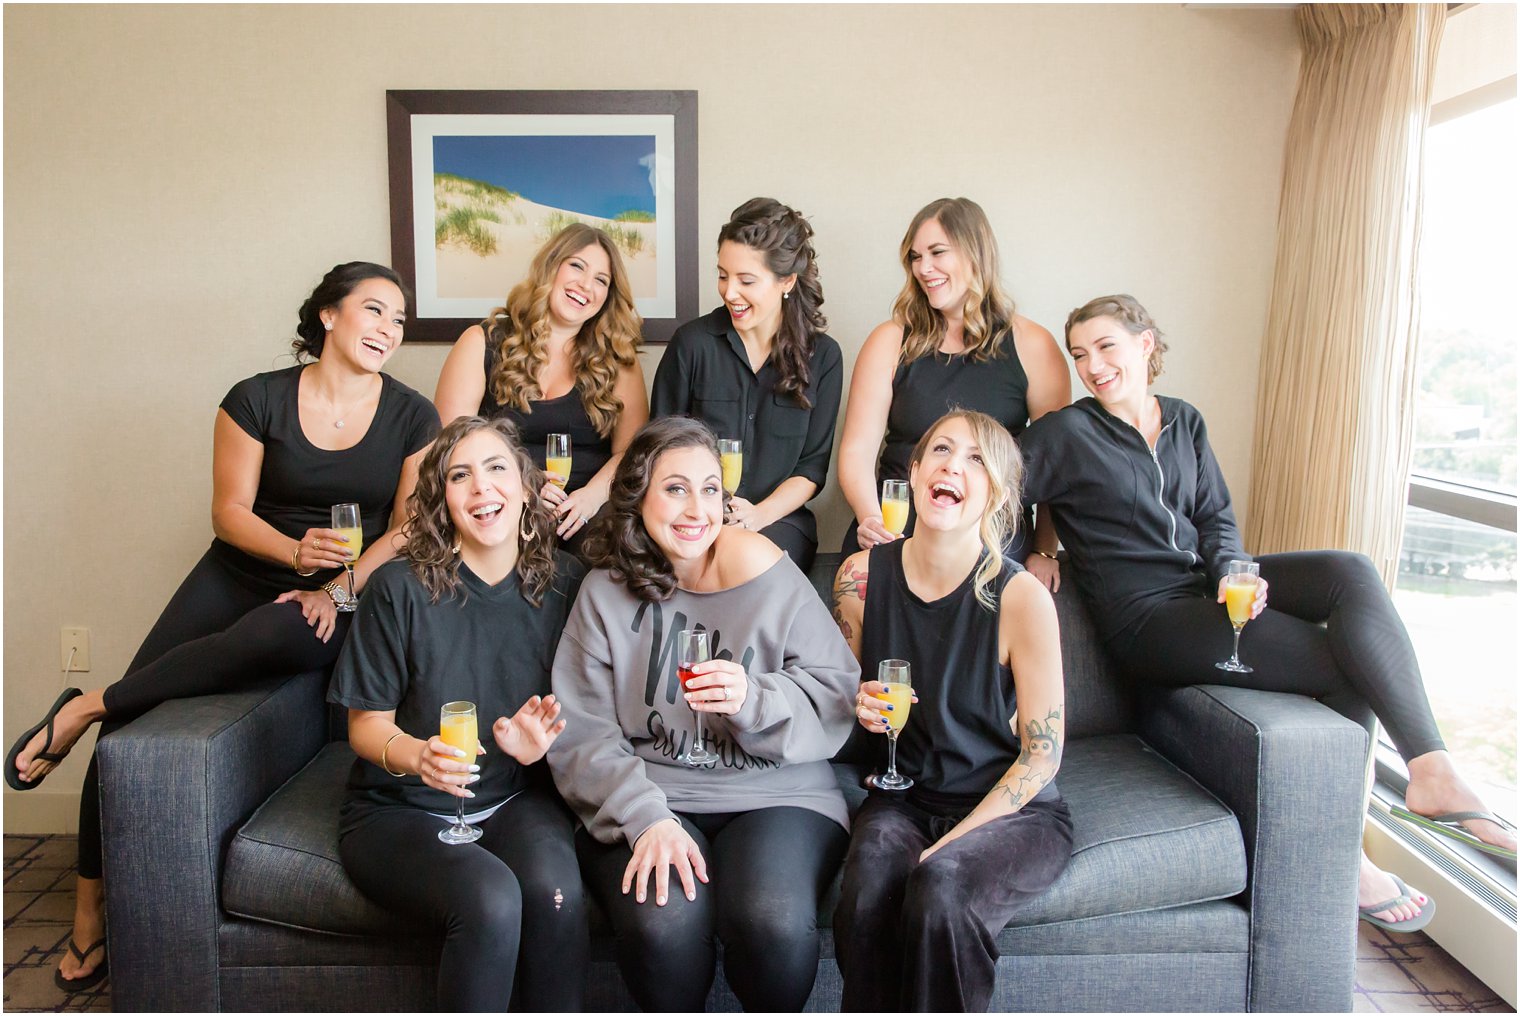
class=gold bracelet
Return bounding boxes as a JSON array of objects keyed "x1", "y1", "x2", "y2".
[
  {"x1": 291, "y1": 540, "x2": 318, "y2": 577},
  {"x1": 380, "y1": 731, "x2": 408, "y2": 777},
  {"x1": 1033, "y1": 550, "x2": 1059, "y2": 562}
]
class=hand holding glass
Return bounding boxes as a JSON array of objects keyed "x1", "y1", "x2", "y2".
[
  {"x1": 437, "y1": 701, "x2": 483, "y2": 844},
  {"x1": 718, "y1": 439, "x2": 743, "y2": 496},
  {"x1": 677, "y1": 630, "x2": 718, "y2": 766},
  {"x1": 881, "y1": 480, "x2": 910, "y2": 538},
  {"x1": 1215, "y1": 561, "x2": 1259, "y2": 674},
  {"x1": 330, "y1": 503, "x2": 362, "y2": 611},
  {"x1": 865, "y1": 660, "x2": 914, "y2": 791},
  {"x1": 546, "y1": 434, "x2": 572, "y2": 489}
]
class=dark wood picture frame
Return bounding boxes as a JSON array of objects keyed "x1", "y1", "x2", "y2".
[{"x1": 386, "y1": 89, "x2": 698, "y2": 344}]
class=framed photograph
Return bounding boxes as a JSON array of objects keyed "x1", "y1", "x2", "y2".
[{"x1": 387, "y1": 89, "x2": 698, "y2": 344}]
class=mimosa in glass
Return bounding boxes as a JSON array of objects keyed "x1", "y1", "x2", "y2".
[
  {"x1": 677, "y1": 629, "x2": 717, "y2": 766},
  {"x1": 718, "y1": 439, "x2": 743, "y2": 496},
  {"x1": 880, "y1": 480, "x2": 910, "y2": 538},
  {"x1": 331, "y1": 503, "x2": 362, "y2": 611},
  {"x1": 546, "y1": 433, "x2": 572, "y2": 489},
  {"x1": 1215, "y1": 560, "x2": 1259, "y2": 674},
  {"x1": 438, "y1": 701, "x2": 483, "y2": 844},
  {"x1": 865, "y1": 659, "x2": 914, "y2": 791}
]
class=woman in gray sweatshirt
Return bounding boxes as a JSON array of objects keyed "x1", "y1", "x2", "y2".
[{"x1": 548, "y1": 416, "x2": 858, "y2": 1011}]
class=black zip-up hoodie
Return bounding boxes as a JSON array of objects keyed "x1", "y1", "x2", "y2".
[{"x1": 1018, "y1": 396, "x2": 1248, "y2": 646}]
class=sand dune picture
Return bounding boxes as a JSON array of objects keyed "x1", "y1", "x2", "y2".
[{"x1": 432, "y1": 135, "x2": 659, "y2": 300}]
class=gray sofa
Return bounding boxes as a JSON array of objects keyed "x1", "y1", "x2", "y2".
[{"x1": 99, "y1": 554, "x2": 1367, "y2": 1012}]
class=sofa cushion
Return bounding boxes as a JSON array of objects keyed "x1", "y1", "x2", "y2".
[{"x1": 1011, "y1": 734, "x2": 1248, "y2": 925}]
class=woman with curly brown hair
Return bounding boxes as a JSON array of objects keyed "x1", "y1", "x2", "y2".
[
  {"x1": 435, "y1": 223, "x2": 649, "y2": 556},
  {"x1": 651, "y1": 197, "x2": 843, "y2": 571},
  {"x1": 836, "y1": 198, "x2": 1069, "y2": 580},
  {"x1": 332, "y1": 416, "x2": 588, "y2": 1011},
  {"x1": 547, "y1": 416, "x2": 858, "y2": 1011}
]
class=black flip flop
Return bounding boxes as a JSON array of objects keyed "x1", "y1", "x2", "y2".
[
  {"x1": 5, "y1": 687, "x2": 84, "y2": 791},
  {"x1": 53, "y1": 936, "x2": 108, "y2": 993}
]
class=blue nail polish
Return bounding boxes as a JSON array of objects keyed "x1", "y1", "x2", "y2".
[{"x1": 884, "y1": 704, "x2": 893, "y2": 711}]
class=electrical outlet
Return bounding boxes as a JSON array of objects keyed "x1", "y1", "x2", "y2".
[{"x1": 61, "y1": 627, "x2": 91, "y2": 672}]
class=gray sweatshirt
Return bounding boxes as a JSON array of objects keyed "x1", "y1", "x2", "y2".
[{"x1": 549, "y1": 556, "x2": 859, "y2": 846}]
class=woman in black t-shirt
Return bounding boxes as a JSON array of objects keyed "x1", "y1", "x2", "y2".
[
  {"x1": 650, "y1": 198, "x2": 843, "y2": 572},
  {"x1": 435, "y1": 224, "x2": 648, "y2": 558},
  {"x1": 332, "y1": 416, "x2": 585, "y2": 1012},
  {"x1": 830, "y1": 409, "x2": 1073, "y2": 1012},
  {"x1": 836, "y1": 198, "x2": 1069, "y2": 575},
  {"x1": 6, "y1": 262, "x2": 439, "y2": 992}
]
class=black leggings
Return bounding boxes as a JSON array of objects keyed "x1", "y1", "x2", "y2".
[
  {"x1": 1112, "y1": 550, "x2": 1444, "y2": 761},
  {"x1": 577, "y1": 807, "x2": 848, "y2": 1012},
  {"x1": 339, "y1": 786, "x2": 587, "y2": 1012},
  {"x1": 78, "y1": 548, "x2": 349, "y2": 879},
  {"x1": 834, "y1": 792, "x2": 1074, "y2": 1012},
  {"x1": 760, "y1": 518, "x2": 817, "y2": 574}
]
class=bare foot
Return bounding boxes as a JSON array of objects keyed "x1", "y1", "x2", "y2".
[
  {"x1": 1359, "y1": 855, "x2": 1427, "y2": 925},
  {"x1": 57, "y1": 876, "x2": 106, "y2": 984},
  {"x1": 1405, "y1": 751, "x2": 1517, "y2": 852},
  {"x1": 15, "y1": 691, "x2": 106, "y2": 785}
]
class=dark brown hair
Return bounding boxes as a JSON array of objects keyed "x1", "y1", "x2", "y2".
[
  {"x1": 582, "y1": 416, "x2": 725, "y2": 602},
  {"x1": 717, "y1": 198, "x2": 827, "y2": 407},
  {"x1": 402, "y1": 416, "x2": 558, "y2": 605},
  {"x1": 293, "y1": 262, "x2": 410, "y2": 361}
]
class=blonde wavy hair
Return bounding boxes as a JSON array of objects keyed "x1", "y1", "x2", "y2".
[
  {"x1": 893, "y1": 198, "x2": 1018, "y2": 366},
  {"x1": 483, "y1": 224, "x2": 643, "y2": 436},
  {"x1": 909, "y1": 409, "x2": 1024, "y2": 612},
  {"x1": 402, "y1": 416, "x2": 559, "y2": 606}
]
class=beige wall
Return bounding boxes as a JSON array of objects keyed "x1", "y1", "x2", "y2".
[{"x1": 3, "y1": 3, "x2": 1299, "y2": 830}]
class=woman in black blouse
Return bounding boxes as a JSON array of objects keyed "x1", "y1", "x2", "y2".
[
  {"x1": 836, "y1": 197, "x2": 1069, "y2": 577},
  {"x1": 651, "y1": 197, "x2": 842, "y2": 572},
  {"x1": 7, "y1": 263, "x2": 438, "y2": 991},
  {"x1": 333, "y1": 416, "x2": 585, "y2": 1011},
  {"x1": 435, "y1": 223, "x2": 649, "y2": 556},
  {"x1": 831, "y1": 409, "x2": 1072, "y2": 1011}
]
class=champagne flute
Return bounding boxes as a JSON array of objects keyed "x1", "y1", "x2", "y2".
[
  {"x1": 677, "y1": 629, "x2": 717, "y2": 766},
  {"x1": 1215, "y1": 560, "x2": 1260, "y2": 674},
  {"x1": 546, "y1": 433, "x2": 572, "y2": 489},
  {"x1": 437, "y1": 701, "x2": 483, "y2": 844},
  {"x1": 880, "y1": 480, "x2": 910, "y2": 538},
  {"x1": 865, "y1": 659, "x2": 914, "y2": 791},
  {"x1": 718, "y1": 439, "x2": 743, "y2": 496},
  {"x1": 330, "y1": 503, "x2": 362, "y2": 610}
]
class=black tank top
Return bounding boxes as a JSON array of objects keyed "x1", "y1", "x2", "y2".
[
  {"x1": 480, "y1": 330, "x2": 611, "y2": 491},
  {"x1": 860, "y1": 540, "x2": 1059, "y2": 813}
]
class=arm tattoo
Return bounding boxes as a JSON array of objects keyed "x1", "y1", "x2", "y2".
[
  {"x1": 831, "y1": 561, "x2": 868, "y2": 642},
  {"x1": 993, "y1": 706, "x2": 1063, "y2": 810}
]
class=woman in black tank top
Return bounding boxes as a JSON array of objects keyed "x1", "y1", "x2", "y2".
[
  {"x1": 435, "y1": 224, "x2": 648, "y2": 559},
  {"x1": 830, "y1": 409, "x2": 1074, "y2": 1013},
  {"x1": 835, "y1": 198, "x2": 1069, "y2": 578}
]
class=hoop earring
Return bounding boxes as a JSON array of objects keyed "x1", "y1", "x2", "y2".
[{"x1": 521, "y1": 514, "x2": 537, "y2": 544}]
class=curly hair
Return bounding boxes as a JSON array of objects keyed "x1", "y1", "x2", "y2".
[
  {"x1": 293, "y1": 262, "x2": 411, "y2": 361},
  {"x1": 582, "y1": 417, "x2": 725, "y2": 603},
  {"x1": 482, "y1": 224, "x2": 642, "y2": 436},
  {"x1": 892, "y1": 198, "x2": 1017, "y2": 366},
  {"x1": 717, "y1": 197, "x2": 828, "y2": 408},
  {"x1": 909, "y1": 409, "x2": 1024, "y2": 612},
  {"x1": 402, "y1": 416, "x2": 559, "y2": 606},
  {"x1": 1064, "y1": 294, "x2": 1169, "y2": 382}
]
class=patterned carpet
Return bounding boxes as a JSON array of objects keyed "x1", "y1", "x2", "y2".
[{"x1": 3, "y1": 834, "x2": 1512, "y2": 1012}]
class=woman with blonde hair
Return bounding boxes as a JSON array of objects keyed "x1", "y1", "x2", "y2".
[
  {"x1": 1019, "y1": 293, "x2": 1515, "y2": 934},
  {"x1": 435, "y1": 223, "x2": 648, "y2": 555},
  {"x1": 835, "y1": 198, "x2": 1069, "y2": 583},
  {"x1": 831, "y1": 408, "x2": 1072, "y2": 1011},
  {"x1": 332, "y1": 415, "x2": 588, "y2": 1011}
]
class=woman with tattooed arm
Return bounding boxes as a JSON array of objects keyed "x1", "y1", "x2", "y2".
[{"x1": 830, "y1": 409, "x2": 1073, "y2": 1012}]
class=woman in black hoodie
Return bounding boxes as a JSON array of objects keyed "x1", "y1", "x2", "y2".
[{"x1": 1018, "y1": 294, "x2": 1514, "y2": 935}]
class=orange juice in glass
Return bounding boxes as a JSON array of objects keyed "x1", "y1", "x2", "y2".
[
  {"x1": 866, "y1": 660, "x2": 914, "y2": 791},
  {"x1": 881, "y1": 480, "x2": 910, "y2": 537},
  {"x1": 718, "y1": 439, "x2": 743, "y2": 496},
  {"x1": 437, "y1": 701, "x2": 483, "y2": 844},
  {"x1": 1215, "y1": 561, "x2": 1259, "y2": 674},
  {"x1": 546, "y1": 434, "x2": 572, "y2": 489}
]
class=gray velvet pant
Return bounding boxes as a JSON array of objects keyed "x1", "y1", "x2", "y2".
[{"x1": 834, "y1": 791, "x2": 1074, "y2": 1012}]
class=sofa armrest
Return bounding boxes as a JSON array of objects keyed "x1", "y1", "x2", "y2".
[
  {"x1": 1140, "y1": 684, "x2": 1368, "y2": 1013},
  {"x1": 97, "y1": 669, "x2": 330, "y2": 1012}
]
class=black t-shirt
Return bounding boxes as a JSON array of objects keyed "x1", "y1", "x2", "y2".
[
  {"x1": 216, "y1": 366, "x2": 439, "y2": 596},
  {"x1": 329, "y1": 555, "x2": 586, "y2": 833},
  {"x1": 479, "y1": 329, "x2": 611, "y2": 491},
  {"x1": 650, "y1": 307, "x2": 843, "y2": 541},
  {"x1": 859, "y1": 540, "x2": 1059, "y2": 814}
]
